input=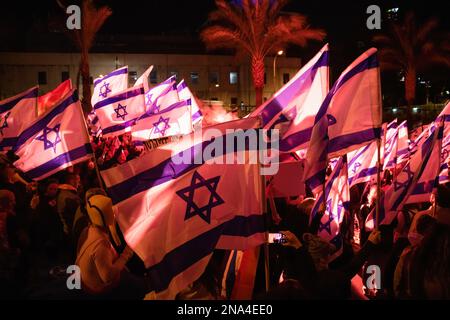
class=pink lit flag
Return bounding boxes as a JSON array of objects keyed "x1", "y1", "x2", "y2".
[
  {"x1": 101, "y1": 117, "x2": 264, "y2": 299},
  {"x1": 91, "y1": 66, "x2": 128, "y2": 107},
  {"x1": 0, "y1": 86, "x2": 39, "y2": 151},
  {"x1": 13, "y1": 90, "x2": 93, "y2": 180}
]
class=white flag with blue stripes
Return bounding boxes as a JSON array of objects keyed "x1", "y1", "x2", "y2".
[
  {"x1": 250, "y1": 44, "x2": 329, "y2": 152},
  {"x1": 377, "y1": 120, "x2": 443, "y2": 225},
  {"x1": 91, "y1": 66, "x2": 128, "y2": 107},
  {"x1": 310, "y1": 156, "x2": 349, "y2": 261},
  {"x1": 93, "y1": 85, "x2": 146, "y2": 137},
  {"x1": 177, "y1": 79, "x2": 203, "y2": 127},
  {"x1": 347, "y1": 140, "x2": 379, "y2": 187},
  {"x1": 145, "y1": 76, "x2": 179, "y2": 113},
  {"x1": 305, "y1": 48, "x2": 382, "y2": 194},
  {"x1": 13, "y1": 90, "x2": 93, "y2": 181},
  {"x1": 131, "y1": 99, "x2": 193, "y2": 142},
  {"x1": 101, "y1": 117, "x2": 264, "y2": 299},
  {"x1": 0, "y1": 86, "x2": 38, "y2": 151}
]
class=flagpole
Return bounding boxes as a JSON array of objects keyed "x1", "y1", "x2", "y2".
[
  {"x1": 76, "y1": 90, "x2": 106, "y2": 190},
  {"x1": 376, "y1": 137, "x2": 381, "y2": 228}
]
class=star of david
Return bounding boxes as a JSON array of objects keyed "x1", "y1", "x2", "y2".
[
  {"x1": 176, "y1": 171, "x2": 225, "y2": 224},
  {"x1": 114, "y1": 103, "x2": 128, "y2": 121},
  {"x1": 319, "y1": 199, "x2": 334, "y2": 235},
  {"x1": 0, "y1": 112, "x2": 11, "y2": 136},
  {"x1": 35, "y1": 124, "x2": 61, "y2": 153},
  {"x1": 352, "y1": 162, "x2": 362, "y2": 175},
  {"x1": 153, "y1": 116, "x2": 170, "y2": 136},
  {"x1": 394, "y1": 163, "x2": 414, "y2": 191},
  {"x1": 99, "y1": 82, "x2": 111, "y2": 98}
]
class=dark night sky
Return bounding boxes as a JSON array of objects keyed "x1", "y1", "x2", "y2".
[{"x1": 0, "y1": 0, "x2": 448, "y2": 104}]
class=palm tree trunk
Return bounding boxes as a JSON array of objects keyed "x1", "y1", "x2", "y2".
[
  {"x1": 405, "y1": 66, "x2": 416, "y2": 126},
  {"x1": 251, "y1": 56, "x2": 265, "y2": 108},
  {"x1": 80, "y1": 49, "x2": 91, "y2": 115}
]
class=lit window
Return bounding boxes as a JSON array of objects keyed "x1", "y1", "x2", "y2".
[
  {"x1": 191, "y1": 72, "x2": 199, "y2": 85},
  {"x1": 129, "y1": 71, "x2": 138, "y2": 82},
  {"x1": 229, "y1": 72, "x2": 238, "y2": 85}
]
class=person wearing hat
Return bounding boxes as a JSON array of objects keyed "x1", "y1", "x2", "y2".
[{"x1": 76, "y1": 194, "x2": 137, "y2": 297}]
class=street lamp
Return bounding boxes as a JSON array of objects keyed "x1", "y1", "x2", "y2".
[{"x1": 273, "y1": 50, "x2": 284, "y2": 94}]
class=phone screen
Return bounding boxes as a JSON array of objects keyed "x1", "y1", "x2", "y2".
[{"x1": 268, "y1": 233, "x2": 286, "y2": 244}]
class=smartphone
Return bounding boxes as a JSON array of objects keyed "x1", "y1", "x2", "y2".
[{"x1": 268, "y1": 233, "x2": 287, "y2": 244}]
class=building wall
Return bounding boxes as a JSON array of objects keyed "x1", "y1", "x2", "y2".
[{"x1": 0, "y1": 52, "x2": 301, "y2": 108}]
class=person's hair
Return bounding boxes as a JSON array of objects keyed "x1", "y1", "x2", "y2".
[
  {"x1": 38, "y1": 178, "x2": 59, "y2": 196},
  {"x1": 314, "y1": 270, "x2": 351, "y2": 299},
  {"x1": 416, "y1": 214, "x2": 437, "y2": 235},
  {"x1": 410, "y1": 223, "x2": 450, "y2": 298},
  {"x1": 436, "y1": 184, "x2": 450, "y2": 208},
  {"x1": 0, "y1": 163, "x2": 14, "y2": 183},
  {"x1": 63, "y1": 172, "x2": 78, "y2": 186},
  {"x1": 0, "y1": 189, "x2": 14, "y2": 211}
]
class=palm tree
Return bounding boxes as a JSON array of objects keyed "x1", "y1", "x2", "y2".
[
  {"x1": 58, "y1": 0, "x2": 112, "y2": 113},
  {"x1": 373, "y1": 11, "x2": 450, "y2": 122},
  {"x1": 200, "y1": 0, "x2": 326, "y2": 108}
]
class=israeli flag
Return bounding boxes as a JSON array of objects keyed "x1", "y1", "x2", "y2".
[
  {"x1": 177, "y1": 79, "x2": 203, "y2": 126},
  {"x1": 101, "y1": 117, "x2": 264, "y2": 299},
  {"x1": 93, "y1": 85, "x2": 146, "y2": 137},
  {"x1": 305, "y1": 48, "x2": 382, "y2": 194},
  {"x1": 145, "y1": 76, "x2": 179, "y2": 113},
  {"x1": 13, "y1": 90, "x2": 93, "y2": 181},
  {"x1": 310, "y1": 156, "x2": 350, "y2": 261},
  {"x1": 0, "y1": 86, "x2": 38, "y2": 151},
  {"x1": 377, "y1": 121, "x2": 443, "y2": 225},
  {"x1": 91, "y1": 66, "x2": 128, "y2": 107},
  {"x1": 131, "y1": 99, "x2": 193, "y2": 142},
  {"x1": 347, "y1": 140, "x2": 379, "y2": 187},
  {"x1": 250, "y1": 45, "x2": 329, "y2": 149}
]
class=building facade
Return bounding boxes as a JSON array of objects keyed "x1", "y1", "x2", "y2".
[{"x1": 0, "y1": 52, "x2": 301, "y2": 109}]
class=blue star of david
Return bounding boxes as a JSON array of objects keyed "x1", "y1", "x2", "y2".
[
  {"x1": 352, "y1": 162, "x2": 362, "y2": 175},
  {"x1": 327, "y1": 114, "x2": 337, "y2": 126},
  {"x1": 0, "y1": 112, "x2": 10, "y2": 136},
  {"x1": 394, "y1": 163, "x2": 414, "y2": 191},
  {"x1": 153, "y1": 116, "x2": 170, "y2": 136},
  {"x1": 99, "y1": 82, "x2": 111, "y2": 98},
  {"x1": 176, "y1": 171, "x2": 225, "y2": 224},
  {"x1": 114, "y1": 103, "x2": 128, "y2": 121},
  {"x1": 35, "y1": 124, "x2": 61, "y2": 153},
  {"x1": 319, "y1": 199, "x2": 334, "y2": 234}
]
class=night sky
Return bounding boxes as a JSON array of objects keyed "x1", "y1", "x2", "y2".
[{"x1": 0, "y1": 0, "x2": 448, "y2": 105}]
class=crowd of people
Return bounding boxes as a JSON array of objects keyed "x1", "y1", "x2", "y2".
[{"x1": 1, "y1": 136, "x2": 450, "y2": 300}]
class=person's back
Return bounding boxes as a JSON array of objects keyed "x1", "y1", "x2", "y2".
[{"x1": 56, "y1": 173, "x2": 80, "y2": 235}]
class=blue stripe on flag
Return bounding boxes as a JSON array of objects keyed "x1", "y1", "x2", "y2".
[
  {"x1": 14, "y1": 91, "x2": 78, "y2": 151},
  {"x1": 94, "y1": 67, "x2": 128, "y2": 87},
  {"x1": 145, "y1": 214, "x2": 265, "y2": 293},
  {"x1": 0, "y1": 87, "x2": 38, "y2": 114},
  {"x1": 107, "y1": 132, "x2": 262, "y2": 204},
  {"x1": 328, "y1": 128, "x2": 381, "y2": 154},
  {"x1": 24, "y1": 143, "x2": 93, "y2": 179},
  {"x1": 93, "y1": 87, "x2": 144, "y2": 110},
  {"x1": 0, "y1": 137, "x2": 19, "y2": 150},
  {"x1": 260, "y1": 50, "x2": 329, "y2": 127},
  {"x1": 315, "y1": 53, "x2": 379, "y2": 123}
]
